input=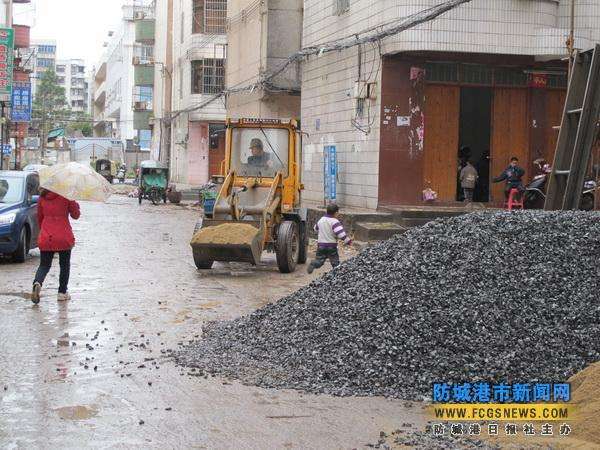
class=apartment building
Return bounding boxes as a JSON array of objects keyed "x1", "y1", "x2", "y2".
[
  {"x1": 167, "y1": 0, "x2": 227, "y2": 186},
  {"x1": 92, "y1": 5, "x2": 137, "y2": 151},
  {"x1": 55, "y1": 59, "x2": 89, "y2": 114},
  {"x1": 29, "y1": 38, "x2": 57, "y2": 97},
  {"x1": 301, "y1": 0, "x2": 600, "y2": 209},
  {"x1": 226, "y1": 0, "x2": 303, "y2": 118}
]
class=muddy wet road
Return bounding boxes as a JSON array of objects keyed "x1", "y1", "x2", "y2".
[{"x1": 0, "y1": 197, "x2": 425, "y2": 449}]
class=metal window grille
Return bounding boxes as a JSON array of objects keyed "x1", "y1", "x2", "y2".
[
  {"x1": 192, "y1": 59, "x2": 225, "y2": 94},
  {"x1": 425, "y1": 62, "x2": 459, "y2": 83},
  {"x1": 193, "y1": 0, "x2": 227, "y2": 35},
  {"x1": 462, "y1": 64, "x2": 493, "y2": 85},
  {"x1": 494, "y1": 68, "x2": 528, "y2": 87},
  {"x1": 547, "y1": 73, "x2": 568, "y2": 88},
  {"x1": 333, "y1": 0, "x2": 350, "y2": 16}
]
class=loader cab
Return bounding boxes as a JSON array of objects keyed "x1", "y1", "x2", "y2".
[{"x1": 230, "y1": 128, "x2": 289, "y2": 178}]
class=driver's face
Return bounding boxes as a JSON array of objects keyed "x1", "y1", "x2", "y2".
[{"x1": 250, "y1": 146, "x2": 263, "y2": 156}]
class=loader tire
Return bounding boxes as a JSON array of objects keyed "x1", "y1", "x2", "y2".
[
  {"x1": 276, "y1": 221, "x2": 299, "y2": 273},
  {"x1": 297, "y1": 221, "x2": 309, "y2": 264},
  {"x1": 192, "y1": 220, "x2": 213, "y2": 269},
  {"x1": 193, "y1": 251, "x2": 214, "y2": 270}
]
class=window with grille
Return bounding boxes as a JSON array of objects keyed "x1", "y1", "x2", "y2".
[
  {"x1": 425, "y1": 62, "x2": 459, "y2": 83},
  {"x1": 192, "y1": 59, "x2": 225, "y2": 94},
  {"x1": 494, "y1": 68, "x2": 528, "y2": 87},
  {"x1": 333, "y1": 0, "x2": 350, "y2": 16},
  {"x1": 193, "y1": 0, "x2": 227, "y2": 34}
]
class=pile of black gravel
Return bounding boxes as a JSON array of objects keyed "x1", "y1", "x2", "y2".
[{"x1": 175, "y1": 211, "x2": 600, "y2": 399}]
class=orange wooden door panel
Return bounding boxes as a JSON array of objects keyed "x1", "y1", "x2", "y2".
[
  {"x1": 491, "y1": 88, "x2": 529, "y2": 202},
  {"x1": 423, "y1": 85, "x2": 460, "y2": 201},
  {"x1": 544, "y1": 90, "x2": 567, "y2": 165}
]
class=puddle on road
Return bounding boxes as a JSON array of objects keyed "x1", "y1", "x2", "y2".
[
  {"x1": 0, "y1": 292, "x2": 31, "y2": 300},
  {"x1": 54, "y1": 405, "x2": 98, "y2": 420}
]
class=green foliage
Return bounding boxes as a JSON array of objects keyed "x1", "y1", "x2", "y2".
[
  {"x1": 32, "y1": 69, "x2": 71, "y2": 130},
  {"x1": 67, "y1": 112, "x2": 93, "y2": 137}
]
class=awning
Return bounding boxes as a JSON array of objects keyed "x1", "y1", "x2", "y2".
[{"x1": 47, "y1": 128, "x2": 65, "y2": 141}]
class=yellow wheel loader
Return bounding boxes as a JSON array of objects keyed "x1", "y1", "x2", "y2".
[{"x1": 190, "y1": 118, "x2": 308, "y2": 273}]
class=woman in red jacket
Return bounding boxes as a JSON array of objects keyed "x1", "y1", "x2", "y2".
[{"x1": 31, "y1": 189, "x2": 81, "y2": 304}]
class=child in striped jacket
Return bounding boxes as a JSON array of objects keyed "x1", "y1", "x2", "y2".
[{"x1": 307, "y1": 203, "x2": 352, "y2": 274}]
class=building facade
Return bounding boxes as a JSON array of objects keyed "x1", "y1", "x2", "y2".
[
  {"x1": 225, "y1": 0, "x2": 303, "y2": 118},
  {"x1": 29, "y1": 38, "x2": 56, "y2": 98},
  {"x1": 300, "y1": 0, "x2": 600, "y2": 209},
  {"x1": 92, "y1": 5, "x2": 138, "y2": 153},
  {"x1": 55, "y1": 59, "x2": 89, "y2": 114},
  {"x1": 167, "y1": 0, "x2": 227, "y2": 186}
]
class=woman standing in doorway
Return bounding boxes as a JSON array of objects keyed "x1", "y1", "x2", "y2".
[{"x1": 31, "y1": 188, "x2": 80, "y2": 305}]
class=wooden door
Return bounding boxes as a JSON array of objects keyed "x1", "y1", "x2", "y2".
[
  {"x1": 423, "y1": 85, "x2": 460, "y2": 201},
  {"x1": 544, "y1": 90, "x2": 567, "y2": 165},
  {"x1": 491, "y1": 88, "x2": 529, "y2": 202}
]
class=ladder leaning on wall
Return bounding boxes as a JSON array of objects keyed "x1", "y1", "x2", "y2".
[{"x1": 545, "y1": 44, "x2": 600, "y2": 211}]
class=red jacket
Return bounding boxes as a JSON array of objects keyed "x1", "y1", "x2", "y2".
[{"x1": 38, "y1": 192, "x2": 81, "y2": 251}]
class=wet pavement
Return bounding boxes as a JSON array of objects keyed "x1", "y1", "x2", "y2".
[{"x1": 0, "y1": 197, "x2": 425, "y2": 449}]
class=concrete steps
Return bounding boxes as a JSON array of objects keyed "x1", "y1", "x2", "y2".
[{"x1": 354, "y1": 222, "x2": 408, "y2": 242}]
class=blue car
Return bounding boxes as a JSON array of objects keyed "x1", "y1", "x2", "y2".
[{"x1": 0, "y1": 171, "x2": 40, "y2": 262}]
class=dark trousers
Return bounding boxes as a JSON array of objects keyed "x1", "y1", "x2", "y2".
[
  {"x1": 463, "y1": 188, "x2": 474, "y2": 202},
  {"x1": 34, "y1": 250, "x2": 72, "y2": 294},
  {"x1": 309, "y1": 247, "x2": 340, "y2": 270}
]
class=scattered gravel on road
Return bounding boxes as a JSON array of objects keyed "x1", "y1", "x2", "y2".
[{"x1": 175, "y1": 211, "x2": 600, "y2": 399}]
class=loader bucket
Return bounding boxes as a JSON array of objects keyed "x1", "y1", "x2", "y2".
[{"x1": 190, "y1": 220, "x2": 264, "y2": 265}]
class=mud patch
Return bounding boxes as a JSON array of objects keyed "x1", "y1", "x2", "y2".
[{"x1": 55, "y1": 405, "x2": 98, "y2": 421}]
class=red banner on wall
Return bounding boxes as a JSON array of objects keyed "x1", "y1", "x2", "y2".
[{"x1": 529, "y1": 73, "x2": 548, "y2": 88}]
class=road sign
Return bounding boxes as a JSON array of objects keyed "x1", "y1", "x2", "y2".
[
  {"x1": 11, "y1": 81, "x2": 31, "y2": 122},
  {"x1": 323, "y1": 145, "x2": 337, "y2": 201},
  {"x1": 2, "y1": 144, "x2": 12, "y2": 155},
  {"x1": 0, "y1": 28, "x2": 14, "y2": 103}
]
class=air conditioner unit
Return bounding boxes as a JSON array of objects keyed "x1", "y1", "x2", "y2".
[
  {"x1": 134, "y1": 11, "x2": 146, "y2": 20},
  {"x1": 134, "y1": 101, "x2": 150, "y2": 110}
]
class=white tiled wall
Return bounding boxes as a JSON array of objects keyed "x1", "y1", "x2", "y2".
[{"x1": 301, "y1": 0, "x2": 600, "y2": 209}]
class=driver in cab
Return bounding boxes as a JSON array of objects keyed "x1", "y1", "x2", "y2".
[{"x1": 247, "y1": 138, "x2": 272, "y2": 168}]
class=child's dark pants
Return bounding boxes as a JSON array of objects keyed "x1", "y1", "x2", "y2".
[{"x1": 309, "y1": 247, "x2": 340, "y2": 270}]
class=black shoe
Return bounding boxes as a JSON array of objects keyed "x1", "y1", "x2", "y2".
[
  {"x1": 32, "y1": 282, "x2": 41, "y2": 305},
  {"x1": 307, "y1": 264, "x2": 315, "y2": 274}
]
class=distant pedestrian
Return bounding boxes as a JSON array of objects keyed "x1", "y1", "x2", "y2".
[
  {"x1": 493, "y1": 156, "x2": 525, "y2": 200},
  {"x1": 31, "y1": 189, "x2": 80, "y2": 304},
  {"x1": 307, "y1": 203, "x2": 352, "y2": 274},
  {"x1": 460, "y1": 159, "x2": 479, "y2": 202}
]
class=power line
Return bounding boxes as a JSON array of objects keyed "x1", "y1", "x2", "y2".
[{"x1": 167, "y1": 0, "x2": 473, "y2": 121}]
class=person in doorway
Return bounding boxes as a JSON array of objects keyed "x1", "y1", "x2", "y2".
[
  {"x1": 31, "y1": 188, "x2": 80, "y2": 305},
  {"x1": 460, "y1": 159, "x2": 479, "y2": 203},
  {"x1": 493, "y1": 156, "x2": 526, "y2": 200},
  {"x1": 247, "y1": 138, "x2": 271, "y2": 167},
  {"x1": 307, "y1": 203, "x2": 352, "y2": 274}
]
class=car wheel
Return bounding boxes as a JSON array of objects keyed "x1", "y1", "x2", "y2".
[{"x1": 13, "y1": 228, "x2": 28, "y2": 263}]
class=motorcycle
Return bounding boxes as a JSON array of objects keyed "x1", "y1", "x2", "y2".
[{"x1": 524, "y1": 160, "x2": 597, "y2": 210}]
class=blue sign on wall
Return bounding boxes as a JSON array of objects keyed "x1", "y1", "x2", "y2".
[
  {"x1": 323, "y1": 145, "x2": 337, "y2": 201},
  {"x1": 11, "y1": 81, "x2": 32, "y2": 122},
  {"x1": 2, "y1": 144, "x2": 12, "y2": 155}
]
